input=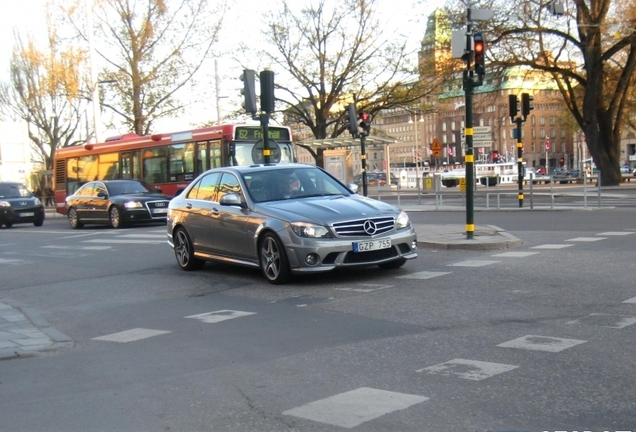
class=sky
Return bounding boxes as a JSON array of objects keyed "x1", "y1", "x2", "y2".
[{"x1": 0, "y1": 0, "x2": 436, "y2": 133}]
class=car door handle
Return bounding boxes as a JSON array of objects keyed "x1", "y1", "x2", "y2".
[
  {"x1": 210, "y1": 208, "x2": 220, "y2": 216},
  {"x1": 185, "y1": 203, "x2": 192, "y2": 209}
]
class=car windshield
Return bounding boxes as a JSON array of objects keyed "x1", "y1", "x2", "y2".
[
  {"x1": 106, "y1": 181, "x2": 155, "y2": 196},
  {"x1": 243, "y1": 167, "x2": 351, "y2": 203},
  {"x1": 0, "y1": 184, "x2": 31, "y2": 198}
]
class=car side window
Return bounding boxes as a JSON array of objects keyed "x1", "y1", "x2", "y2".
[
  {"x1": 217, "y1": 173, "x2": 242, "y2": 202},
  {"x1": 76, "y1": 183, "x2": 95, "y2": 197},
  {"x1": 94, "y1": 183, "x2": 107, "y2": 197},
  {"x1": 186, "y1": 179, "x2": 201, "y2": 199},
  {"x1": 196, "y1": 172, "x2": 221, "y2": 201}
]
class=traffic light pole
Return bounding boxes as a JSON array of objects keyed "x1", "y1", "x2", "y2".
[
  {"x1": 360, "y1": 132, "x2": 368, "y2": 197},
  {"x1": 261, "y1": 113, "x2": 270, "y2": 164},
  {"x1": 515, "y1": 117, "x2": 524, "y2": 207},
  {"x1": 463, "y1": 9, "x2": 476, "y2": 240}
]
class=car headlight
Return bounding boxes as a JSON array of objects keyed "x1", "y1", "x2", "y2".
[
  {"x1": 0, "y1": 201, "x2": 10, "y2": 207},
  {"x1": 34, "y1": 198, "x2": 42, "y2": 206},
  {"x1": 124, "y1": 201, "x2": 143, "y2": 209},
  {"x1": 290, "y1": 222, "x2": 332, "y2": 238},
  {"x1": 395, "y1": 211, "x2": 410, "y2": 229}
]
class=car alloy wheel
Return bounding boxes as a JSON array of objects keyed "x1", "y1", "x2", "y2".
[
  {"x1": 259, "y1": 233, "x2": 291, "y2": 284},
  {"x1": 109, "y1": 206, "x2": 122, "y2": 228},
  {"x1": 68, "y1": 208, "x2": 83, "y2": 229},
  {"x1": 173, "y1": 227, "x2": 205, "y2": 271}
]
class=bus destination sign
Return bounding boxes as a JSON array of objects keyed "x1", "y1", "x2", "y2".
[{"x1": 235, "y1": 126, "x2": 290, "y2": 141}]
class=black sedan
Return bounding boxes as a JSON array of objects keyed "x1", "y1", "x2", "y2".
[
  {"x1": 65, "y1": 180, "x2": 171, "y2": 229},
  {"x1": 0, "y1": 182, "x2": 45, "y2": 228}
]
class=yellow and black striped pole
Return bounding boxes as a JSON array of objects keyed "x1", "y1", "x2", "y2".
[{"x1": 515, "y1": 117, "x2": 524, "y2": 207}]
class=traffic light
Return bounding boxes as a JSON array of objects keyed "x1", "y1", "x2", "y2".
[
  {"x1": 347, "y1": 104, "x2": 358, "y2": 137},
  {"x1": 508, "y1": 94, "x2": 518, "y2": 120},
  {"x1": 260, "y1": 70, "x2": 275, "y2": 114},
  {"x1": 473, "y1": 33, "x2": 485, "y2": 76},
  {"x1": 240, "y1": 70, "x2": 257, "y2": 115},
  {"x1": 492, "y1": 150, "x2": 500, "y2": 163},
  {"x1": 359, "y1": 111, "x2": 371, "y2": 133},
  {"x1": 521, "y1": 93, "x2": 534, "y2": 118}
]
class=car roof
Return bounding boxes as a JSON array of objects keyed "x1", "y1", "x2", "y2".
[{"x1": 204, "y1": 163, "x2": 317, "y2": 174}]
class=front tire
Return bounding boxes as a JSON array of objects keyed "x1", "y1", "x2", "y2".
[
  {"x1": 109, "y1": 206, "x2": 123, "y2": 228},
  {"x1": 173, "y1": 227, "x2": 205, "y2": 271},
  {"x1": 33, "y1": 217, "x2": 44, "y2": 227},
  {"x1": 4, "y1": 222, "x2": 13, "y2": 228},
  {"x1": 259, "y1": 233, "x2": 291, "y2": 284},
  {"x1": 68, "y1": 208, "x2": 83, "y2": 229}
]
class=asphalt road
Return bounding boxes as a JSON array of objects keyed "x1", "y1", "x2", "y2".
[{"x1": 1, "y1": 209, "x2": 635, "y2": 431}]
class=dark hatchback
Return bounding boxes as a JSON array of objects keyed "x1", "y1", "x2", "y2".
[
  {"x1": 65, "y1": 179, "x2": 172, "y2": 229},
  {"x1": 0, "y1": 182, "x2": 45, "y2": 228}
]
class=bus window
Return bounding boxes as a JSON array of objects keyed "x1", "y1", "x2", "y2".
[
  {"x1": 143, "y1": 147, "x2": 168, "y2": 184},
  {"x1": 169, "y1": 143, "x2": 196, "y2": 181},
  {"x1": 98, "y1": 152, "x2": 120, "y2": 180},
  {"x1": 78, "y1": 155, "x2": 99, "y2": 182},
  {"x1": 210, "y1": 140, "x2": 222, "y2": 168},
  {"x1": 196, "y1": 142, "x2": 207, "y2": 173},
  {"x1": 121, "y1": 151, "x2": 140, "y2": 179}
]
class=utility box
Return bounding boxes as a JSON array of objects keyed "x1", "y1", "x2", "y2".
[{"x1": 324, "y1": 149, "x2": 354, "y2": 184}]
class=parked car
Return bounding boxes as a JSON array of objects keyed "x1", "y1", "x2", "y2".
[
  {"x1": 352, "y1": 172, "x2": 381, "y2": 187},
  {"x1": 552, "y1": 168, "x2": 570, "y2": 179},
  {"x1": 65, "y1": 179, "x2": 172, "y2": 229},
  {"x1": 166, "y1": 164, "x2": 418, "y2": 284},
  {"x1": 0, "y1": 182, "x2": 45, "y2": 228},
  {"x1": 620, "y1": 164, "x2": 630, "y2": 174}
]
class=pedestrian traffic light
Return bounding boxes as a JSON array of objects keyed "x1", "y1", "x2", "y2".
[
  {"x1": 521, "y1": 93, "x2": 534, "y2": 118},
  {"x1": 492, "y1": 150, "x2": 500, "y2": 163},
  {"x1": 260, "y1": 70, "x2": 275, "y2": 114},
  {"x1": 240, "y1": 70, "x2": 257, "y2": 115},
  {"x1": 473, "y1": 33, "x2": 485, "y2": 76},
  {"x1": 359, "y1": 111, "x2": 371, "y2": 133},
  {"x1": 347, "y1": 104, "x2": 358, "y2": 137},
  {"x1": 508, "y1": 94, "x2": 518, "y2": 120}
]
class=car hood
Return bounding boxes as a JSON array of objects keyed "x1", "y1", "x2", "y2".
[
  {"x1": 113, "y1": 193, "x2": 171, "y2": 200},
  {"x1": 256, "y1": 194, "x2": 401, "y2": 224}
]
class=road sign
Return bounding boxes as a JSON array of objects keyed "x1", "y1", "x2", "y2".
[
  {"x1": 472, "y1": 133, "x2": 493, "y2": 141},
  {"x1": 461, "y1": 126, "x2": 491, "y2": 134},
  {"x1": 431, "y1": 138, "x2": 442, "y2": 151},
  {"x1": 432, "y1": 150, "x2": 441, "y2": 157},
  {"x1": 461, "y1": 141, "x2": 493, "y2": 147}
]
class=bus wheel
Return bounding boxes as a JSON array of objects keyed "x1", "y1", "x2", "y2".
[
  {"x1": 109, "y1": 206, "x2": 123, "y2": 228},
  {"x1": 68, "y1": 208, "x2": 83, "y2": 229},
  {"x1": 173, "y1": 227, "x2": 205, "y2": 271},
  {"x1": 259, "y1": 233, "x2": 291, "y2": 284}
]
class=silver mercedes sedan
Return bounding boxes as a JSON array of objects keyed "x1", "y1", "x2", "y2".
[{"x1": 166, "y1": 164, "x2": 417, "y2": 284}]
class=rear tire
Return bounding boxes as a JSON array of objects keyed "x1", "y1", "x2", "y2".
[
  {"x1": 68, "y1": 208, "x2": 83, "y2": 229},
  {"x1": 259, "y1": 233, "x2": 291, "y2": 284},
  {"x1": 173, "y1": 227, "x2": 205, "y2": 271},
  {"x1": 378, "y1": 258, "x2": 407, "y2": 270},
  {"x1": 4, "y1": 222, "x2": 13, "y2": 228}
]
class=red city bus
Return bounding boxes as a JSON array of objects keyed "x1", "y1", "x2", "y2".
[{"x1": 53, "y1": 123, "x2": 295, "y2": 214}]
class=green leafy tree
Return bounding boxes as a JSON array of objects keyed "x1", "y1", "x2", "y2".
[
  {"x1": 61, "y1": 0, "x2": 226, "y2": 136},
  {"x1": 445, "y1": 0, "x2": 636, "y2": 185},
  {"x1": 251, "y1": 0, "x2": 447, "y2": 167}
]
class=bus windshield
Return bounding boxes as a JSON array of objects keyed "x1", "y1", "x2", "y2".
[{"x1": 232, "y1": 141, "x2": 294, "y2": 166}]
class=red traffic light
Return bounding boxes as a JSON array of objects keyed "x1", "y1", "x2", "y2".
[
  {"x1": 474, "y1": 41, "x2": 484, "y2": 53},
  {"x1": 359, "y1": 111, "x2": 370, "y2": 121}
]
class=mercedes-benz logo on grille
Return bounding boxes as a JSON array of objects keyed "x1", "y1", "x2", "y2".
[
  {"x1": 363, "y1": 220, "x2": 377, "y2": 235},
  {"x1": 155, "y1": 202, "x2": 166, "y2": 207}
]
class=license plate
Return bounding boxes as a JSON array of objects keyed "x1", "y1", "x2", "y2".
[
  {"x1": 352, "y1": 239, "x2": 391, "y2": 253},
  {"x1": 153, "y1": 208, "x2": 168, "y2": 214},
  {"x1": 20, "y1": 212, "x2": 35, "y2": 217}
]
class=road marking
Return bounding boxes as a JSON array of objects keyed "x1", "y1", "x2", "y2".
[
  {"x1": 622, "y1": 296, "x2": 636, "y2": 304},
  {"x1": 42, "y1": 245, "x2": 112, "y2": 251},
  {"x1": 531, "y1": 244, "x2": 574, "y2": 249},
  {"x1": 0, "y1": 258, "x2": 29, "y2": 265},
  {"x1": 597, "y1": 231, "x2": 634, "y2": 236},
  {"x1": 282, "y1": 387, "x2": 428, "y2": 428},
  {"x1": 397, "y1": 271, "x2": 451, "y2": 280},
  {"x1": 185, "y1": 310, "x2": 257, "y2": 324},
  {"x1": 497, "y1": 335, "x2": 587, "y2": 352},
  {"x1": 93, "y1": 328, "x2": 171, "y2": 343},
  {"x1": 491, "y1": 251, "x2": 539, "y2": 257},
  {"x1": 335, "y1": 283, "x2": 394, "y2": 293},
  {"x1": 565, "y1": 313, "x2": 636, "y2": 329},
  {"x1": 447, "y1": 260, "x2": 499, "y2": 267},
  {"x1": 116, "y1": 234, "x2": 166, "y2": 239},
  {"x1": 83, "y1": 239, "x2": 165, "y2": 244},
  {"x1": 417, "y1": 359, "x2": 518, "y2": 381},
  {"x1": 566, "y1": 237, "x2": 606, "y2": 242}
]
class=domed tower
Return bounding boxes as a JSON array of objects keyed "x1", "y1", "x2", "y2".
[{"x1": 418, "y1": 9, "x2": 452, "y2": 78}]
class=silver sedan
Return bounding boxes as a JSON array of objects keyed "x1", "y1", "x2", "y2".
[{"x1": 166, "y1": 164, "x2": 418, "y2": 284}]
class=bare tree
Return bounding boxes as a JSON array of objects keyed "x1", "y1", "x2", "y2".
[
  {"x1": 0, "y1": 29, "x2": 89, "y2": 176},
  {"x1": 446, "y1": 0, "x2": 636, "y2": 185},
  {"x1": 252, "y1": 0, "x2": 446, "y2": 167},
  {"x1": 60, "y1": 0, "x2": 226, "y2": 136}
]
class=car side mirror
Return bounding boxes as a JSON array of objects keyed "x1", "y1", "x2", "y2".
[
  {"x1": 97, "y1": 192, "x2": 108, "y2": 199},
  {"x1": 220, "y1": 193, "x2": 246, "y2": 208}
]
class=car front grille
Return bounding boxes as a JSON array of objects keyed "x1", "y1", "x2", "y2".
[
  {"x1": 145, "y1": 200, "x2": 171, "y2": 219},
  {"x1": 331, "y1": 216, "x2": 395, "y2": 237}
]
